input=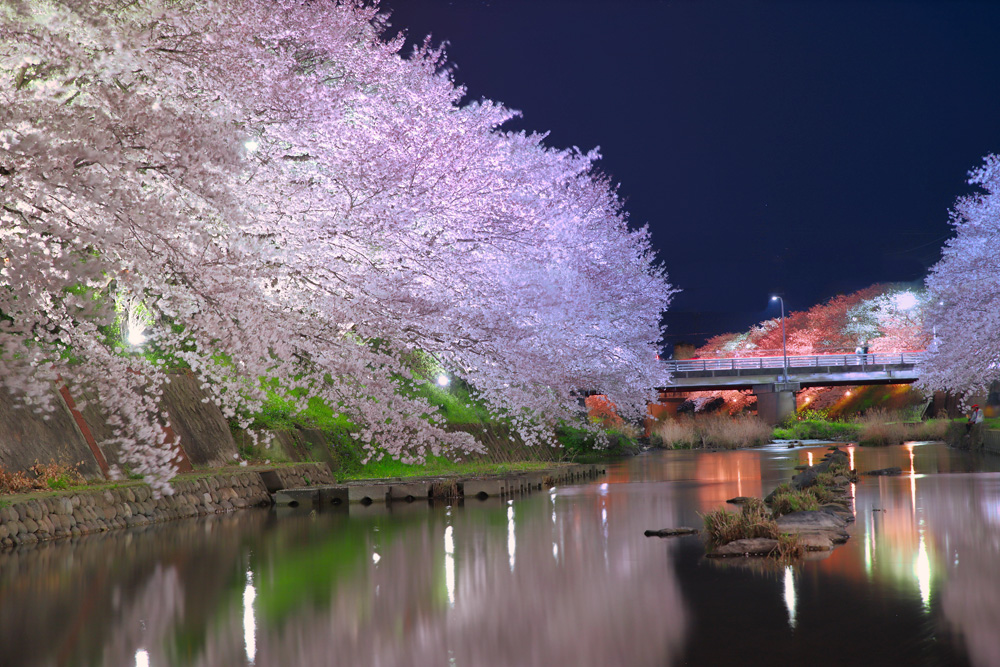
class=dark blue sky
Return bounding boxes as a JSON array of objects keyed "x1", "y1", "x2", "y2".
[{"x1": 380, "y1": 0, "x2": 1000, "y2": 347}]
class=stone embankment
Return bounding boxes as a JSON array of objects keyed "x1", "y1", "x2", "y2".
[{"x1": 0, "y1": 463, "x2": 333, "y2": 549}]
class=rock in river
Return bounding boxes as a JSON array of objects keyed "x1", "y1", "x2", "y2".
[
  {"x1": 706, "y1": 538, "x2": 779, "y2": 558},
  {"x1": 644, "y1": 527, "x2": 699, "y2": 538}
]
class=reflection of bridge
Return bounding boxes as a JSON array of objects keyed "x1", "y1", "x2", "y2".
[{"x1": 660, "y1": 352, "x2": 924, "y2": 423}]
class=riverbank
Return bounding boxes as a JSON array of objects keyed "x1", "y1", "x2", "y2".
[{"x1": 0, "y1": 458, "x2": 608, "y2": 549}]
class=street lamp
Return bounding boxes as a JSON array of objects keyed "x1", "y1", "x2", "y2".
[{"x1": 771, "y1": 295, "x2": 788, "y2": 383}]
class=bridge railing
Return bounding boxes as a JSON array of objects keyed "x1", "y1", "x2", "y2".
[{"x1": 663, "y1": 352, "x2": 925, "y2": 374}]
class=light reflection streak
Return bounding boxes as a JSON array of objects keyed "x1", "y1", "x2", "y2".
[
  {"x1": 906, "y1": 443, "x2": 917, "y2": 513},
  {"x1": 807, "y1": 451, "x2": 814, "y2": 467},
  {"x1": 916, "y1": 533, "x2": 931, "y2": 610},
  {"x1": 135, "y1": 649, "x2": 150, "y2": 667},
  {"x1": 444, "y1": 525, "x2": 455, "y2": 607},
  {"x1": 553, "y1": 542, "x2": 559, "y2": 562},
  {"x1": 783, "y1": 566, "x2": 797, "y2": 629},
  {"x1": 243, "y1": 569, "x2": 256, "y2": 665},
  {"x1": 864, "y1": 511, "x2": 874, "y2": 576},
  {"x1": 507, "y1": 503, "x2": 516, "y2": 572}
]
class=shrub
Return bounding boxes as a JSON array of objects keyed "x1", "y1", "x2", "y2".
[{"x1": 769, "y1": 488, "x2": 820, "y2": 516}]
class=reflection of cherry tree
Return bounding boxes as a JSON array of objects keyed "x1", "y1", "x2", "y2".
[
  {"x1": 912, "y1": 476, "x2": 1000, "y2": 667},
  {"x1": 183, "y1": 493, "x2": 689, "y2": 667},
  {"x1": 99, "y1": 564, "x2": 186, "y2": 667}
]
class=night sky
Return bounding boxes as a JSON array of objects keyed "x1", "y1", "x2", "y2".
[{"x1": 380, "y1": 0, "x2": 1000, "y2": 348}]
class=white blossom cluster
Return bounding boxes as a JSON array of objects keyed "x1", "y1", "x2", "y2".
[
  {"x1": 0, "y1": 0, "x2": 675, "y2": 491},
  {"x1": 921, "y1": 154, "x2": 1000, "y2": 398}
]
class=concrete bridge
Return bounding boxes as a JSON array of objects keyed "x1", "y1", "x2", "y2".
[{"x1": 659, "y1": 352, "x2": 924, "y2": 423}]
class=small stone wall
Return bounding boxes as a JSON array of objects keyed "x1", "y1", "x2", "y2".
[
  {"x1": 269, "y1": 462, "x2": 335, "y2": 489},
  {"x1": 0, "y1": 470, "x2": 276, "y2": 549}
]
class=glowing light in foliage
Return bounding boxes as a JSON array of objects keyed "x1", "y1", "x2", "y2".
[
  {"x1": 436, "y1": 374, "x2": 450, "y2": 387},
  {"x1": 244, "y1": 139, "x2": 259, "y2": 152},
  {"x1": 127, "y1": 324, "x2": 147, "y2": 346},
  {"x1": 895, "y1": 292, "x2": 918, "y2": 311}
]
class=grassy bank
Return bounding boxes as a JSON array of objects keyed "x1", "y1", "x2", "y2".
[{"x1": 774, "y1": 409, "x2": 949, "y2": 445}]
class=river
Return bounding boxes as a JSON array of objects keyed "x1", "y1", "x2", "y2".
[{"x1": 3, "y1": 442, "x2": 1000, "y2": 666}]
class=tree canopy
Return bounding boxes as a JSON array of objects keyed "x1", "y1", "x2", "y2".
[
  {"x1": 921, "y1": 154, "x2": 1000, "y2": 397},
  {"x1": 0, "y1": 0, "x2": 674, "y2": 491}
]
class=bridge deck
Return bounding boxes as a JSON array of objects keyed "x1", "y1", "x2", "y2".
[{"x1": 661, "y1": 352, "x2": 924, "y2": 391}]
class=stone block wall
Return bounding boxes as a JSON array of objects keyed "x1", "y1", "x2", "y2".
[
  {"x1": 0, "y1": 470, "x2": 272, "y2": 549},
  {"x1": 270, "y1": 462, "x2": 335, "y2": 489}
]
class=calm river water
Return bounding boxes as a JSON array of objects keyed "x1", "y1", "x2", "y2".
[{"x1": 4, "y1": 442, "x2": 1000, "y2": 666}]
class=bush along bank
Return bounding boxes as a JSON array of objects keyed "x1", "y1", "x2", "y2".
[{"x1": 700, "y1": 447, "x2": 856, "y2": 558}]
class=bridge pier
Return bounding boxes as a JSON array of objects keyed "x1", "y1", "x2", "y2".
[{"x1": 753, "y1": 382, "x2": 800, "y2": 425}]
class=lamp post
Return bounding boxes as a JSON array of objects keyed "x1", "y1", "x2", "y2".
[{"x1": 771, "y1": 295, "x2": 788, "y2": 383}]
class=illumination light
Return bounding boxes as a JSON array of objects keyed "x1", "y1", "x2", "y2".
[
  {"x1": 135, "y1": 649, "x2": 150, "y2": 667},
  {"x1": 894, "y1": 291, "x2": 918, "y2": 311},
  {"x1": 436, "y1": 374, "x2": 450, "y2": 387},
  {"x1": 244, "y1": 139, "x2": 259, "y2": 152},
  {"x1": 127, "y1": 324, "x2": 147, "y2": 346}
]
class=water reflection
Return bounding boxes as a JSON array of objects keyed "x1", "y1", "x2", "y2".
[{"x1": 7, "y1": 443, "x2": 1000, "y2": 666}]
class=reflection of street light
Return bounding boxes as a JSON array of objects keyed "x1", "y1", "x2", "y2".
[{"x1": 771, "y1": 295, "x2": 788, "y2": 383}]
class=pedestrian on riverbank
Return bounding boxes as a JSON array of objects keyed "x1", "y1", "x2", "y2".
[{"x1": 967, "y1": 404, "x2": 984, "y2": 433}]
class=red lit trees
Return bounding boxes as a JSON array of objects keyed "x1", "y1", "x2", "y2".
[{"x1": 0, "y1": 1, "x2": 673, "y2": 489}]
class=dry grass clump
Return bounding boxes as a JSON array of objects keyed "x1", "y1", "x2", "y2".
[
  {"x1": 776, "y1": 532, "x2": 803, "y2": 560},
  {"x1": 910, "y1": 419, "x2": 950, "y2": 441},
  {"x1": 702, "y1": 497, "x2": 778, "y2": 544},
  {"x1": 0, "y1": 459, "x2": 86, "y2": 495},
  {"x1": 854, "y1": 410, "x2": 950, "y2": 446},
  {"x1": 651, "y1": 414, "x2": 773, "y2": 450},
  {"x1": 650, "y1": 418, "x2": 700, "y2": 449}
]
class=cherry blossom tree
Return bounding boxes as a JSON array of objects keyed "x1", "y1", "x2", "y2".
[
  {"x1": 921, "y1": 154, "x2": 1000, "y2": 396},
  {"x1": 0, "y1": 0, "x2": 674, "y2": 490}
]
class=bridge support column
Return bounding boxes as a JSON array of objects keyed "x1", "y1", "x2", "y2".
[{"x1": 753, "y1": 382, "x2": 800, "y2": 425}]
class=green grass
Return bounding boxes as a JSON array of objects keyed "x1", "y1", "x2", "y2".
[
  {"x1": 773, "y1": 419, "x2": 861, "y2": 441},
  {"x1": 339, "y1": 456, "x2": 555, "y2": 481}
]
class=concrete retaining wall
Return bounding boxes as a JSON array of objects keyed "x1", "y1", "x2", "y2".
[
  {"x1": 0, "y1": 385, "x2": 104, "y2": 479},
  {"x1": 0, "y1": 372, "x2": 240, "y2": 481}
]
